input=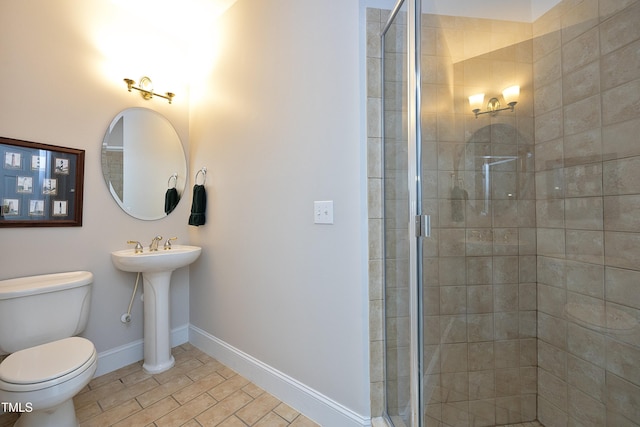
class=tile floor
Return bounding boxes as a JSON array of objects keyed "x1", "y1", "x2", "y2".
[
  {"x1": 0, "y1": 343, "x2": 320, "y2": 427},
  {"x1": 503, "y1": 423, "x2": 544, "y2": 427},
  {"x1": 0, "y1": 342, "x2": 547, "y2": 427}
]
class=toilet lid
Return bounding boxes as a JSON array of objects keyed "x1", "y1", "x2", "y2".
[{"x1": 0, "y1": 337, "x2": 95, "y2": 384}]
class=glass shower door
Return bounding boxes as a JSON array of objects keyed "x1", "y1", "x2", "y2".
[{"x1": 418, "y1": 8, "x2": 537, "y2": 427}]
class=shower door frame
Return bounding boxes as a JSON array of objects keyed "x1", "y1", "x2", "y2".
[
  {"x1": 407, "y1": 0, "x2": 424, "y2": 425},
  {"x1": 381, "y1": 0, "x2": 424, "y2": 425}
]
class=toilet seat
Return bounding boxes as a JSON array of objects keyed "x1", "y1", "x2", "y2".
[{"x1": 0, "y1": 337, "x2": 96, "y2": 392}]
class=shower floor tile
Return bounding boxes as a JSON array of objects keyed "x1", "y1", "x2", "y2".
[
  {"x1": 502, "y1": 422, "x2": 544, "y2": 427},
  {"x1": 0, "y1": 343, "x2": 320, "y2": 427},
  {"x1": 389, "y1": 416, "x2": 545, "y2": 427}
]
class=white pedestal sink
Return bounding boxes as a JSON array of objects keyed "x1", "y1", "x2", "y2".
[{"x1": 111, "y1": 245, "x2": 201, "y2": 374}]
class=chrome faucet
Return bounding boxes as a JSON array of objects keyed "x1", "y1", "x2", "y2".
[
  {"x1": 127, "y1": 240, "x2": 144, "y2": 254},
  {"x1": 149, "y1": 235, "x2": 163, "y2": 252},
  {"x1": 164, "y1": 237, "x2": 177, "y2": 250}
]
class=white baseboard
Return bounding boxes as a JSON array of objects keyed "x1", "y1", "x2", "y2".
[
  {"x1": 94, "y1": 324, "x2": 189, "y2": 377},
  {"x1": 189, "y1": 324, "x2": 371, "y2": 427}
]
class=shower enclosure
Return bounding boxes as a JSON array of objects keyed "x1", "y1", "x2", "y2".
[{"x1": 370, "y1": 0, "x2": 640, "y2": 426}]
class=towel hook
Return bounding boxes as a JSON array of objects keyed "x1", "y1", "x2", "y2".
[
  {"x1": 195, "y1": 167, "x2": 207, "y2": 185},
  {"x1": 167, "y1": 173, "x2": 178, "y2": 189}
]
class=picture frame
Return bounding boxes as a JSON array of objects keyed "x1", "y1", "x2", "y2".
[{"x1": 0, "y1": 137, "x2": 84, "y2": 227}]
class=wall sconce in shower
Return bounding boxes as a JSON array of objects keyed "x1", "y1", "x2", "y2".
[
  {"x1": 469, "y1": 85, "x2": 519, "y2": 118},
  {"x1": 124, "y1": 77, "x2": 175, "y2": 104}
]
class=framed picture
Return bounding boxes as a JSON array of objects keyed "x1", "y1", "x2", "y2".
[
  {"x1": 31, "y1": 155, "x2": 46, "y2": 170},
  {"x1": 4, "y1": 152, "x2": 21, "y2": 169},
  {"x1": 29, "y1": 200, "x2": 45, "y2": 216},
  {"x1": 17, "y1": 176, "x2": 33, "y2": 193},
  {"x1": 54, "y1": 158, "x2": 69, "y2": 175},
  {"x1": 0, "y1": 137, "x2": 84, "y2": 227},
  {"x1": 52, "y1": 200, "x2": 68, "y2": 216},
  {"x1": 2, "y1": 199, "x2": 19, "y2": 216},
  {"x1": 42, "y1": 178, "x2": 58, "y2": 195}
]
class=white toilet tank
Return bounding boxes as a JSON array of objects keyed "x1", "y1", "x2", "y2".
[{"x1": 0, "y1": 271, "x2": 93, "y2": 355}]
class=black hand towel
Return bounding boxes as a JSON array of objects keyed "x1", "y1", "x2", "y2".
[
  {"x1": 164, "y1": 188, "x2": 179, "y2": 215},
  {"x1": 188, "y1": 184, "x2": 206, "y2": 226}
]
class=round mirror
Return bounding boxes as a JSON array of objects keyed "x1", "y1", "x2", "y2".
[{"x1": 101, "y1": 108, "x2": 187, "y2": 220}]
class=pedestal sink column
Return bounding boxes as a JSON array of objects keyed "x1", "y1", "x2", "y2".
[
  {"x1": 141, "y1": 271, "x2": 174, "y2": 374},
  {"x1": 111, "y1": 245, "x2": 201, "y2": 375}
]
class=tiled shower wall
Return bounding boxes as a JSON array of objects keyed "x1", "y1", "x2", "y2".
[
  {"x1": 101, "y1": 151, "x2": 123, "y2": 199},
  {"x1": 367, "y1": 7, "x2": 387, "y2": 418},
  {"x1": 368, "y1": 0, "x2": 640, "y2": 425},
  {"x1": 533, "y1": 1, "x2": 640, "y2": 426}
]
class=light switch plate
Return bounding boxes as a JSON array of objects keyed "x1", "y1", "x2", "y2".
[{"x1": 314, "y1": 200, "x2": 334, "y2": 224}]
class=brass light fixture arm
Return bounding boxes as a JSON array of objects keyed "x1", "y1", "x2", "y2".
[
  {"x1": 473, "y1": 97, "x2": 517, "y2": 118},
  {"x1": 124, "y1": 78, "x2": 175, "y2": 104}
]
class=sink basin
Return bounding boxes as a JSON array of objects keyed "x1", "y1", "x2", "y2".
[
  {"x1": 111, "y1": 245, "x2": 201, "y2": 273},
  {"x1": 111, "y1": 244, "x2": 201, "y2": 374}
]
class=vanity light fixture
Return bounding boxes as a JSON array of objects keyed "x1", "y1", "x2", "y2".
[
  {"x1": 469, "y1": 85, "x2": 519, "y2": 118},
  {"x1": 124, "y1": 77, "x2": 175, "y2": 104}
]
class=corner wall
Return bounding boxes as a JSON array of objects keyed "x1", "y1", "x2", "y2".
[{"x1": 187, "y1": 0, "x2": 370, "y2": 423}]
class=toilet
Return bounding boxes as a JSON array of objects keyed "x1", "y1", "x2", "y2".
[{"x1": 0, "y1": 271, "x2": 97, "y2": 427}]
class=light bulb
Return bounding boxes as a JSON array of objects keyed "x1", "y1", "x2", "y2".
[
  {"x1": 502, "y1": 85, "x2": 520, "y2": 106},
  {"x1": 468, "y1": 93, "x2": 485, "y2": 112}
]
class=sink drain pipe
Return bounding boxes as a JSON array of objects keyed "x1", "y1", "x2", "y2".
[{"x1": 121, "y1": 272, "x2": 141, "y2": 323}]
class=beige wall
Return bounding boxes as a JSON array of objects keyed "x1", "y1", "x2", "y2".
[
  {"x1": 0, "y1": 0, "x2": 192, "y2": 358},
  {"x1": 187, "y1": 0, "x2": 371, "y2": 419}
]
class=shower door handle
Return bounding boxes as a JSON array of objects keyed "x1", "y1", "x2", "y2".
[{"x1": 415, "y1": 215, "x2": 431, "y2": 238}]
